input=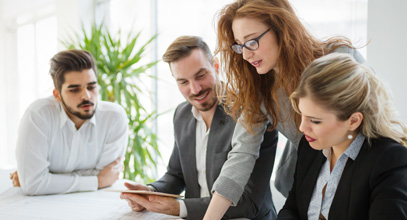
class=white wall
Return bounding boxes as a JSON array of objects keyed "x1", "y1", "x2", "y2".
[
  {"x1": 55, "y1": 0, "x2": 96, "y2": 50},
  {"x1": 367, "y1": 0, "x2": 407, "y2": 123},
  {"x1": 0, "y1": 0, "x2": 94, "y2": 169},
  {"x1": 0, "y1": 0, "x2": 21, "y2": 169},
  {"x1": 0, "y1": 1, "x2": 8, "y2": 167}
]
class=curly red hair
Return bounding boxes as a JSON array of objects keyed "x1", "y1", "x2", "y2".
[{"x1": 216, "y1": 0, "x2": 352, "y2": 132}]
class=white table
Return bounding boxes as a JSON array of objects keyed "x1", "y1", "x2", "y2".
[{"x1": 0, "y1": 170, "x2": 178, "y2": 220}]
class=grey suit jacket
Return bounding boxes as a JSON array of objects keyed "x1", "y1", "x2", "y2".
[{"x1": 150, "y1": 102, "x2": 278, "y2": 220}]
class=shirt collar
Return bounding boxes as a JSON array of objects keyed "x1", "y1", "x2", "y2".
[
  {"x1": 59, "y1": 103, "x2": 97, "y2": 129},
  {"x1": 322, "y1": 133, "x2": 365, "y2": 161},
  {"x1": 344, "y1": 133, "x2": 365, "y2": 160},
  {"x1": 191, "y1": 106, "x2": 204, "y2": 122}
]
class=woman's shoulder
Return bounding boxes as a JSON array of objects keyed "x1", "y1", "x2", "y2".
[
  {"x1": 368, "y1": 137, "x2": 407, "y2": 171},
  {"x1": 370, "y1": 137, "x2": 407, "y2": 152},
  {"x1": 328, "y1": 44, "x2": 368, "y2": 65}
]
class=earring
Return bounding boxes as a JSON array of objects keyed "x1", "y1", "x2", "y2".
[{"x1": 347, "y1": 134, "x2": 353, "y2": 140}]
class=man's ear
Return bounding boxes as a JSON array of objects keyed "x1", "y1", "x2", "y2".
[
  {"x1": 348, "y1": 112, "x2": 363, "y2": 131},
  {"x1": 213, "y1": 57, "x2": 220, "y2": 75},
  {"x1": 53, "y1": 89, "x2": 62, "y2": 103}
]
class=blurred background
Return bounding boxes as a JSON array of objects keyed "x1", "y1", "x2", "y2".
[{"x1": 0, "y1": 0, "x2": 406, "y2": 193}]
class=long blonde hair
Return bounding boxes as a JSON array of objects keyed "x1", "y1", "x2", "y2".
[
  {"x1": 290, "y1": 53, "x2": 407, "y2": 146},
  {"x1": 216, "y1": 0, "x2": 352, "y2": 132}
]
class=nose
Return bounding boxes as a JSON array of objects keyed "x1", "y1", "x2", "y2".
[
  {"x1": 81, "y1": 89, "x2": 91, "y2": 100},
  {"x1": 242, "y1": 47, "x2": 253, "y2": 61},
  {"x1": 299, "y1": 117, "x2": 308, "y2": 133},
  {"x1": 190, "y1": 81, "x2": 202, "y2": 95}
]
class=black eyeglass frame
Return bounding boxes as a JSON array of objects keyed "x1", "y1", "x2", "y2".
[{"x1": 230, "y1": 28, "x2": 271, "y2": 54}]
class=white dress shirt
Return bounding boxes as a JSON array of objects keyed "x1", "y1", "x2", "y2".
[
  {"x1": 16, "y1": 96, "x2": 128, "y2": 195},
  {"x1": 308, "y1": 134, "x2": 365, "y2": 219},
  {"x1": 178, "y1": 106, "x2": 210, "y2": 218}
]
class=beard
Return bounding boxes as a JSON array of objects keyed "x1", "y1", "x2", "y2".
[
  {"x1": 190, "y1": 88, "x2": 218, "y2": 112},
  {"x1": 61, "y1": 96, "x2": 96, "y2": 120}
]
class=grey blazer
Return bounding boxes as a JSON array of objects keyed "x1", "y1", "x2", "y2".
[{"x1": 150, "y1": 102, "x2": 278, "y2": 220}]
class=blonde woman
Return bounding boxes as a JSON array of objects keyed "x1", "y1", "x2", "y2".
[{"x1": 278, "y1": 53, "x2": 407, "y2": 219}]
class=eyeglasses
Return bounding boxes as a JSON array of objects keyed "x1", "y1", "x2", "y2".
[{"x1": 230, "y1": 28, "x2": 271, "y2": 54}]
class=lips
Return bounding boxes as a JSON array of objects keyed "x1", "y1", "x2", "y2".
[
  {"x1": 194, "y1": 91, "x2": 208, "y2": 101},
  {"x1": 79, "y1": 104, "x2": 93, "y2": 110},
  {"x1": 251, "y1": 60, "x2": 262, "y2": 67},
  {"x1": 78, "y1": 101, "x2": 94, "y2": 108},
  {"x1": 304, "y1": 134, "x2": 316, "y2": 142},
  {"x1": 191, "y1": 90, "x2": 210, "y2": 103}
]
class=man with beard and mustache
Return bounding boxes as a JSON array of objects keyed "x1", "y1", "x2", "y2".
[
  {"x1": 10, "y1": 49, "x2": 128, "y2": 195},
  {"x1": 119, "y1": 36, "x2": 279, "y2": 220}
]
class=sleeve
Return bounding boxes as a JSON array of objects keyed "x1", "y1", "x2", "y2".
[
  {"x1": 149, "y1": 140, "x2": 186, "y2": 194},
  {"x1": 94, "y1": 107, "x2": 128, "y2": 170},
  {"x1": 276, "y1": 138, "x2": 306, "y2": 220},
  {"x1": 70, "y1": 106, "x2": 128, "y2": 177},
  {"x1": 211, "y1": 115, "x2": 268, "y2": 206},
  {"x1": 150, "y1": 106, "x2": 188, "y2": 194},
  {"x1": 16, "y1": 108, "x2": 98, "y2": 195},
  {"x1": 369, "y1": 143, "x2": 407, "y2": 219},
  {"x1": 184, "y1": 129, "x2": 278, "y2": 219},
  {"x1": 178, "y1": 200, "x2": 188, "y2": 218},
  {"x1": 71, "y1": 168, "x2": 100, "y2": 176}
]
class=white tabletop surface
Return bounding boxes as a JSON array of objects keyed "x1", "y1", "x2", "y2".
[{"x1": 0, "y1": 170, "x2": 179, "y2": 220}]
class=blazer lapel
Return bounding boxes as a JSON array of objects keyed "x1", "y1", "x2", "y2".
[
  {"x1": 205, "y1": 105, "x2": 227, "y2": 191},
  {"x1": 328, "y1": 159, "x2": 354, "y2": 219},
  {"x1": 179, "y1": 107, "x2": 200, "y2": 198},
  {"x1": 328, "y1": 142, "x2": 368, "y2": 219},
  {"x1": 298, "y1": 152, "x2": 326, "y2": 218}
]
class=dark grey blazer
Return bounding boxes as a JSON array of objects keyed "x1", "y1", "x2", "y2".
[{"x1": 150, "y1": 101, "x2": 278, "y2": 220}]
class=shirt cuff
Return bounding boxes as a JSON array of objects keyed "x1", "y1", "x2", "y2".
[
  {"x1": 178, "y1": 200, "x2": 187, "y2": 218},
  {"x1": 147, "y1": 185, "x2": 157, "y2": 192},
  {"x1": 212, "y1": 175, "x2": 243, "y2": 206},
  {"x1": 78, "y1": 175, "x2": 98, "y2": 191}
]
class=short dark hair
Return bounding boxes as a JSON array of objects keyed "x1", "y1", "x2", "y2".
[
  {"x1": 49, "y1": 49, "x2": 97, "y2": 90},
  {"x1": 162, "y1": 36, "x2": 213, "y2": 65}
]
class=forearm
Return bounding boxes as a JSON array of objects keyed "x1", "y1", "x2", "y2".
[
  {"x1": 19, "y1": 171, "x2": 98, "y2": 195},
  {"x1": 185, "y1": 193, "x2": 258, "y2": 220},
  {"x1": 150, "y1": 142, "x2": 186, "y2": 194},
  {"x1": 203, "y1": 192, "x2": 232, "y2": 220},
  {"x1": 211, "y1": 119, "x2": 267, "y2": 205},
  {"x1": 72, "y1": 168, "x2": 100, "y2": 176},
  {"x1": 96, "y1": 112, "x2": 128, "y2": 169}
]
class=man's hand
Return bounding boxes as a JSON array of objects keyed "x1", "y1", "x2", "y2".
[
  {"x1": 123, "y1": 182, "x2": 151, "y2": 191},
  {"x1": 97, "y1": 157, "x2": 122, "y2": 189},
  {"x1": 10, "y1": 171, "x2": 20, "y2": 187},
  {"x1": 121, "y1": 193, "x2": 180, "y2": 216},
  {"x1": 120, "y1": 182, "x2": 152, "y2": 211}
]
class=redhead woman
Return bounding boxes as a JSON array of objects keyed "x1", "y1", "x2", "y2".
[
  {"x1": 278, "y1": 53, "x2": 407, "y2": 219},
  {"x1": 204, "y1": 0, "x2": 370, "y2": 219}
]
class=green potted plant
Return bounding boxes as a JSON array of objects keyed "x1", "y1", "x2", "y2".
[{"x1": 63, "y1": 23, "x2": 161, "y2": 183}]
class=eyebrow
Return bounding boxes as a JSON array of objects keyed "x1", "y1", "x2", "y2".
[
  {"x1": 176, "y1": 68, "x2": 206, "y2": 82},
  {"x1": 235, "y1": 32, "x2": 260, "y2": 43},
  {"x1": 67, "y1": 81, "x2": 97, "y2": 88},
  {"x1": 303, "y1": 115, "x2": 324, "y2": 120}
]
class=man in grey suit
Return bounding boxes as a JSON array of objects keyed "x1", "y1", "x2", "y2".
[{"x1": 120, "y1": 36, "x2": 278, "y2": 220}]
